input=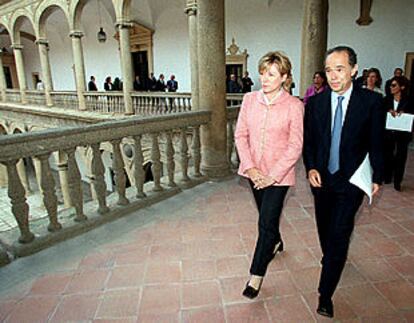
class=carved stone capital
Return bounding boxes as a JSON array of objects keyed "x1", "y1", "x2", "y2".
[
  {"x1": 115, "y1": 21, "x2": 133, "y2": 30},
  {"x1": 11, "y1": 44, "x2": 23, "y2": 51},
  {"x1": 185, "y1": 1, "x2": 198, "y2": 15},
  {"x1": 35, "y1": 38, "x2": 49, "y2": 46},
  {"x1": 69, "y1": 30, "x2": 84, "y2": 39}
]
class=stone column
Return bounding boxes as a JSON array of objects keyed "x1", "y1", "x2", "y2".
[
  {"x1": 11, "y1": 44, "x2": 27, "y2": 104},
  {"x1": 0, "y1": 52, "x2": 7, "y2": 101},
  {"x1": 69, "y1": 31, "x2": 87, "y2": 111},
  {"x1": 17, "y1": 158, "x2": 31, "y2": 195},
  {"x1": 36, "y1": 38, "x2": 54, "y2": 106},
  {"x1": 57, "y1": 160, "x2": 72, "y2": 208},
  {"x1": 299, "y1": 0, "x2": 329, "y2": 97},
  {"x1": 116, "y1": 22, "x2": 134, "y2": 115},
  {"x1": 197, "y1": 0, "x2": 229, "y2": 178},
  {"x1": 185, "y1": 0, "x2": 199, "y2": 111}
]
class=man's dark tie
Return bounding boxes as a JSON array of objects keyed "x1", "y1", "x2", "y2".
[{"x1": 328, "y1": 96, "x2": 345, "y2": 174}]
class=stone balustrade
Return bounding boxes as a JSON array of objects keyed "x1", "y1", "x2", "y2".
[
  {"x1": 226, "y1": 105, "x2": 241, "y2": 169},
  {"x1": 0, "y1": 111, "x2": 211, "y2": 259},
  {"x1": 1, "y1": 90, "x2": 244, "y2": 115}
]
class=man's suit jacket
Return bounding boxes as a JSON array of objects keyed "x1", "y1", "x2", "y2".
[{"x1": 303, "y1": 87, "x2": 384, "y2": 184}]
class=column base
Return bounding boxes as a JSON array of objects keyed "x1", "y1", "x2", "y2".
[{"x1": 201, "y1": 163, "x2": 231, "y2": 180}]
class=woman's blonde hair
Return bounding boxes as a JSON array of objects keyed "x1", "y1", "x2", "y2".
[{"x1": 258, "y1": 51, "x2": 292, "y2": 91}]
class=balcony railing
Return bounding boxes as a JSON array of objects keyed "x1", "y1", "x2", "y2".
[
  {"x1": 0, "y1": 111, "x2": 211, "y2": 258},
  {"x1": 2, "y1": 90, "x2": 244, "y2": 115}
]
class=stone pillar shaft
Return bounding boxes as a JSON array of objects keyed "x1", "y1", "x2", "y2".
[
  {"x1": 197, "y1": 0, "x2": 229, "y2": 178},
  {"x1": 36, "y1": 39, "x2": 54, "y2": 106},
  {"x1": 70, "y1": 31, "x2": 87, "y2": 110},
  {"x1": 11, "y1": 44, "x2": 27, "y2": 104},
  {"x1": 117, "y1": 22, "x2": 134, "y2": 115},
  {"x1": 300, "y1": 0, "x2": 329, "y2": 97},
  {"x1": 186, "y1": 1, "x2": 199, "y2": 111},
  {"x1": 0, "y1": 54, "x2": 7, "y2": 101}
]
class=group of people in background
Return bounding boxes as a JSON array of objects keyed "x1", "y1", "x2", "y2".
[{"x1": 87, "y1": 73, "x2": 178, "y2": 93}]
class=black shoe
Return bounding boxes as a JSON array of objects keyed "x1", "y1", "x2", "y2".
[
  {"x1": 394, "y1": 183, "x2": 401, "y2": 191},
  {"x1": 271, "y1": 240, "x2": 284, "y2": 260},
  {"x1": 317, "y1": 297, "x2": 334, "y2": 318},
  {"x1": 242, "y1": 279, "x2": 263, "y2": 299}
]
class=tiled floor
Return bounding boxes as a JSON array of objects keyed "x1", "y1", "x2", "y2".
[{"x1": 0, "y1": 153, "x2": 413, "y2": 322}]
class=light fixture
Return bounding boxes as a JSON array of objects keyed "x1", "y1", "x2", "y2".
[{"x1": 96, "y1": 0, "x2": 107, "y2": 43}]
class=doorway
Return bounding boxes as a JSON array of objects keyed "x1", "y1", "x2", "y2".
[{"x1": 133, "y1": 51, "x2": 149, "y2": 90}]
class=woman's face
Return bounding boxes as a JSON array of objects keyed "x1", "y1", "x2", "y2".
[
  {"x1": 390, "y1": 80, "x2": 403, "y2": 96},
  {"x1": 260, "y1": 63, "x2": 287, "y2": 95},
  {"x1": 367, "y1": 72, "x2": 378, "y2": 88},
  {"x1": 313, "y1": 73, "x2": 324, "y2": 87}
]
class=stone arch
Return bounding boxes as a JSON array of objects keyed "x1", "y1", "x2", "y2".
[
  {"x1": 121, "y1": 0, "x2": 132, "y2": 21},
  {"x1": 72, "y1": 0, "x2": 117, "y2": 30},
  {"x1": 36, "y1": 2, "x2": 71, "y2": 38},
  {"x1": 12, "y1": 127, "x2": 23, "y2": 134},
  {"x1": 10, "y1": 9, "x2": 36, "y2": 44},
  {"x1": 0, "y1": 124, "x2": 7, "y2": 135}
]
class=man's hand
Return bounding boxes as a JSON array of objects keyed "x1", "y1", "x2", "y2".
[
  {"x1": 308, "y1": 169, "x2": 322, "y2": 187},
  {"x1": 372, "y1": 183, "x2": 381, "y2": 196}
]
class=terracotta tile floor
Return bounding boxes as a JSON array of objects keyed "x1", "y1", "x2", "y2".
[{"x1": 0, "y1": 153, "x2": 414, "y2": 322}]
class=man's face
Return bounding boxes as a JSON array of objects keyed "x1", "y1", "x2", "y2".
[{"x1": 325, "y1": 51, "x2": 357, "y2": 95}]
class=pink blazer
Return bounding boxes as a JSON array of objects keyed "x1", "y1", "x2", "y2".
[{"x1": 235, "y1": 90, "x2": 304, "y2": 186}]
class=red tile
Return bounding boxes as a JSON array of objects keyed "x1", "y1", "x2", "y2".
[
  {"x1": 375, "y1": 221, "x2": 410, "y2": 237},
  {"x1": 139, "y1": 284, "x2": 180, "y2": 315},
  {"x1": 225, "y1": 302, "x2": 270, "y2": 323},
  {"x1": 289, "y1": 266, "x2": 320, "y2": 292},
  {"x1": 30, "y1": 272, "x2": 73, "y2": 295},
  {"x1": 182, "y1": 259, "x2": 217, "y2": 281},
  {"x1": 138, "y1": 311, "x2": 180, "y2": 323},
  {"x1": 289, "y1": 218, "x2": 316, "y2": 232},
  {"x1": 145, "y1": 261, "x2": 181, "y2": 284},
  {"x1": 0, "y1": 299, "x2": 18, "y2": 322},
  {"x1": 353, "y1": 258, "x2": 400, "y2": 282},
  {"x1": 220, "y1": 276, "x2": 249, "y2": 303},
  {"x1": 65, "y1": 269, "x2": 109, "y2": 294},
  {"x1": 283, "y1": 248, "x2": 318, "y2": 271},
  {"x1": 210, "y1": 225, "x2": 241, "y2": 240},
  {"x1": 182, "y1": 281, "x2": 221, "y2": 308},
  {"x1": 107, "y1": 265, "x2": 145, "y2": 289},
  {"x1": 261, "y1": 270, "x2": 298, "y2": 297},
  {"x1": 7, "y1": 295, "x2": 59, "y2": 323},
  {"x1": 96, "y1": 289, "x2": 140, "y2": 319},
  {"x1": 93, "y1": 318, "x2": 137, "y2": 323},
  {"x1": 386, "y1": 255, "x2": 414, "y2": 279},
  {"x1": 338, "y1": 263, "x2": 367, "y2": 288},
  {"x1": 182, "y1": 306, "x2": 225, "y2": 323},
  {"x1": 374, "y1": 280, "x2": 414, "y2": 310},
  {"x1": 394, "y1": 234, "x2": 414, "y2": 254},
  {"x1": 114, "y1": 247, "x2": 150, "y2": 266},
  {"x1": 341, "y1": 283, "x2": 397, "y2": 318},
  {"x1": 355, "y1": 224, "x2": 388, "y2": 241},
  {"x1": 216, "y1": 256, "x2": 250, "y2": 278},
  {"x1": 79, "y1": 252, "x2": 115, "y2": 269},
  {"x1": 150, "y1": 243, "x2": 186, "y2": 261},
  {"x1": 265, "y1": 294, "x2": 314, "y2": 322},
  {"x1": 367, "y1": 238, "x2": 404, "y2": 257},
  {"x1": 50, "y1": 293, "x2": 101, "y2": 322}
]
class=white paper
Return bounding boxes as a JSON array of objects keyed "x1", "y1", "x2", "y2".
[
  {"x1": 386, "y1": 113, "x2": 414, "y2": 132},
  {"x1": 349, "y1": 154, "x2": 373, "y2": 204}
]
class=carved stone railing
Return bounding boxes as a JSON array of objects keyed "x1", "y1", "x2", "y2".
[
  {"x1": 26, "y1": 90, "x2": 46, "y2": 106},
  {"x1": 5, "y1": 89, "x2": 21, "y2": 103},
  {"x1": 132, "y1": 92, "x2": 192, "y2": 115},
  {"x1": 0, "y1": 111, "x2": 211, "y2": 259},
  {"x1": 2, "y1": 90, "x2": 245, "y2": 114},
  {"x1": 226, "y1": 105, "x2": 241, "y2": 169},
  {"x1": 85, "y1": 91, "x2": 125, "y2": 113},
  {"x1": 50, "y1": 91, "x2": 79, "y2": 110}
]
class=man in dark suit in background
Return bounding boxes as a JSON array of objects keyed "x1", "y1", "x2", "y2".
[{"x1": 303, "y1": 46, "x2": 384, "y2": 318}]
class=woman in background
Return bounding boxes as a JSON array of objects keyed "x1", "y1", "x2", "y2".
[
  {"x1": 303, "y1": 71, "x2": 327, "y2": 105},
  {"x1": 364, "y1": 67, "x2": 384, "y2": 95},
  {"x1": 235, "y1": 51, "x2": 304, "y2": 299},
  {"x1": 383, "y1": 76, "x2": 413, "y2": 191}
]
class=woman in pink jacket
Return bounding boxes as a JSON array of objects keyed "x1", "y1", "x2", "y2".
[{"x1": 235, "y1": 51, "x2": 304, "y2": 299}]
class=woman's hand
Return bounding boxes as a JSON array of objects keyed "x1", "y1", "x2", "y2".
[
  {"x1": 254, "y1": 175, "x2": 276, "y2": 190},
  {"x1": 389, "y1": 109, "x2": 398, "y2": 117}
]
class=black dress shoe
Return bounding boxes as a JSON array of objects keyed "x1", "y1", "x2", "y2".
[
  {"x1": 317, "y1": 297, "x2": 334, "y2": 318},
  {"x1": 271, "y1": 240, "x2": 284, "y2": 260},
  {"x1": 394, "y1": 183, "x2": 401, "y2": 191},
  {"x1": 242, "y1": 279, "x2": 263, "y2": 299}
]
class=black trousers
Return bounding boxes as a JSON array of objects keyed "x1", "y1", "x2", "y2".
[
  {"x1": 249, "y1": 181, "x2": 289, "y2": 276},
  {"x1": 312, "y1": 172, "x2": 364, "y2": 300},
  {"x1": 384, "y1": 130, "x2": 411, "y2": 186}
]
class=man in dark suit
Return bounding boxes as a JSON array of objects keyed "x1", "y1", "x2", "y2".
[{"x1": 303, "y1": 46, "x2": 384, "y2": 318}]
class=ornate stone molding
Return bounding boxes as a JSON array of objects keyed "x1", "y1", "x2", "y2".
[
  {"x1": 69, "y1": 30, "x2": 84, "y2": 38},
  {"x1": 10, "y1": 43, "x2": 23, "y2": 50},
  {"x1": 185, "y1": 1, "x2": 197, "y2": 16},
  {"x1": 356, "y1": 0, "x2": 373, "y2": 26}
]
